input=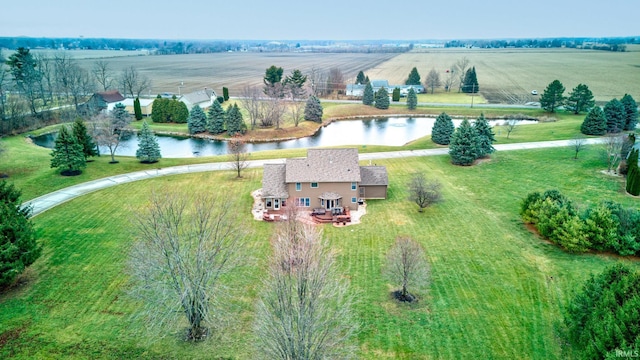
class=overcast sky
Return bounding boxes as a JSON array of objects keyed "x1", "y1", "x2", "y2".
[{"x1": 2, "y1": 0, "x2": 637, "y2": 40}]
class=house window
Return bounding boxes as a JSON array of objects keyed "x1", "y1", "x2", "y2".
[
  {"x1": 296, "y1": 182, "x2": 301, "y2": 191},
  {"x1": 311, "y1": 182, "x2": 318, "y2": 188},
  {"x1": 351, "y1": 197, "x2": 357, "y2": 203},
  {"x1": 351, "y1": 182, "x2": 357, "y2": 190},
  {"x1": 266, "y1": 199, "x2": 272, "y2": 207},
  {"x1": 296, "y1": 198, "x2": 310, "y2": 207},
  {"x1": 321, "y1": 199, "x2": 325, "y2": 207}
]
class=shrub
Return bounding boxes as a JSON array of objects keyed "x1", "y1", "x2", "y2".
[
  {"x1": 222, "y1": 87, "x2": 229, "y2": 101},
  {"x1": 392, "y1": 87, "x2": 400, "y2": 102}
]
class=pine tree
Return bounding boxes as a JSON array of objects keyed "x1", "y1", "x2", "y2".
[
  {"x1": 111, "y1": 103, "x2": 131, "y2": 130},
  {"x1": 431, "y1": 112, "x2": 455, "y2": 145},
  {"x1": 473, "y1": 113, "x2": 495, "y2": 157},
  {"x1": 72, "y1": 117, "x2": 98, "y2": 160},
  {"x1": 539, "y1": 80, "x2": 566, "y2": 113},
  {"x1": 135, "y1": 120, "x2": 161, "y2": 163},
  {"x1": 566, "y1": 84, "x2": 595, "y2": 114},
  {"x1": 374, "y1": 87, "x2": 389, "y2": 109},
  {"x1": 222, "y1": 87, "x2": 229, "y2": 101},
  {"x1": 365, "y1": 75, "x2": 370, "y2": 84},
  {"x1": 621, "y1": 94, "x2": 638, "y2": 131},
  {"x1": 626, "y1": 149, "x2": 640, "y2": 195},
  {"x1": 392, "y1": 87, "x2": 400, "y2": 102},
  {"x1": 170, "y1": 100, "x2": 189, "y2": 123},
  {"x1": 133, "y1": 97, "x2": 143, "y2": 120},
  {"x1": 604, "y1": 98, "x2": 625, "y2": 133},
  {"x1": 152, "y1": 96, "x2": 167, "y2": 123},
  {"x1": 355, "y1": 71, "x2": 366, "y2": 85},
  {"x1": 304, "y1": 95, "x2": 323, "y2": 123},
  {"x1": 0, "y1": 181, "x2": 41, "y2": 287},
  {"x1": 207, "y1": 99, "x2": 226, "y2": 134},
  {"x1": 449, "y1": 119, "x2": 481, "y2": 166},
  {"x1": 187, "y1": 105, "x2": 207, "y2": 134},
  {"x1": 407, "y1": 87, "x2": 417, "y2": 110},
  {"x1": 405, "y1": 67, "x2": 421, "y2": 85},
  {"x1": 580, "y1": 107, "x2": 607, "y2": 135},
  {"x1": 362, "y1": 82, "x2": 374, "y2": 106},
  {"x1": 461, "y1": 67, "x2": 479, "y2": 93},
  {"x1": 226, "y1": 104, "x2": 246, "y2": 136},
  {"x1": 50, "y1": 125, "x2": 86, "y2": 175}
]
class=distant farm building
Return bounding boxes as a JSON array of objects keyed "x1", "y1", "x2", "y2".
[
  {"x1": 115, "y1": 98, "x2": 154, "y2": 117},
  {"x1": 179, "y1": 88, "x2": 217, "y2": 110}
]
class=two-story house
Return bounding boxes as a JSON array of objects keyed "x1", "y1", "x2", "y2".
[{"x1": 261, "y1": 148, "x2": 388, "y2": 214}]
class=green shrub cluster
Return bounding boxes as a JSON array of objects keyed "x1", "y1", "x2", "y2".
[
  {"x1": 521, "y1": 190, "x2": 640, "y2": 255},
  {"x1": 564, "y1": 264, "x2": 640, "y2": 359},
  {"x1": 152, "y1": 97, "x2": 189, "y2": 123}
]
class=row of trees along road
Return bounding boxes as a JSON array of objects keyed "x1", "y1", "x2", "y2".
[
  {"x1": 580, "y1": 94, "x2": 638, "y2": 135},
  {"x1": 1, "y1": 48, "x2": 151, "y2": 134},
  {"x1": 540, "y1": 79, "x2": 602, "y2": 115}
]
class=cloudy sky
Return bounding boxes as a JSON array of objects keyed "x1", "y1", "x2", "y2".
[{"x1": 2, "y1": 0, "x2": 637, "y2": 40}]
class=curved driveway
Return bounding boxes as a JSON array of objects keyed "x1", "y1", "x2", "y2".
[{"x1": 24, "y1": 138, "x2": 603, "y2": 217}]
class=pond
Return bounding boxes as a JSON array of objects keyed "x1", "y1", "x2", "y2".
[{"x1": 32, "y1": 117, "x2": 536, "y2": 158}]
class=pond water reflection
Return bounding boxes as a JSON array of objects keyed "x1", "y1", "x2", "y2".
[{"x1": 32, "y1": 117, "x2": 536, "y2": 158}]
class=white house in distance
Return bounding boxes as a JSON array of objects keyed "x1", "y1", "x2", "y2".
[
  {"x1": 114, "y1": 98, "x2": 154, "y2": 117},
  {"x1": 346, "y1": 80, "x2": 424, "y2": 97},
  {"x1": 179, "y1": 88, "x2": 217, "y2": 110}
]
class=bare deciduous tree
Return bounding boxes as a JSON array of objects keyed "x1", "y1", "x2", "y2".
[
  {"x1": 570, "y1": 135, "x2": 587, "y2": 159},
  {"x1": 504, "y1": 119, "x2": 518, "y2": 139},
  {"x1": 129, "y1": 191, "x2": 247, "y2": 341},
  {"x1": 255, "y1": 213, "x2": 357, "y2": 359},
  {"x1": 91, "y1": 112, "x2": 130, "y2": 163},
  {"x1": 54, "y1": 53, "x2": 94, "y2": 111},
  {"x1": 239, "y1": 85, "x2": 263, "y2": 130},
  {"x1": 263, "y1": 84, "x2": 286, "y2": 129},
  {"x1": 408, "y1": 173, "x2": 442, "y2": 212},
  {"x1": 443, "y1": 65, "x2": 457, "y2": 92},
  {"x1": 92, "y1": 60, "x2": 113, "y2": 91},
  {"x1": 602, "y1": 133, "x2": 625, "y2": 173},
  {"x1": 326, "y1": 67, "x2": 345, "y2": 99},
  {"x1": 119, "y1": 66, "x2": 151, "y2": 98},
  {"x1": 384, "y1": 236, "x2": 431, "y2": 303},
  {"x1": 453, "y1": 57, "x2": 470, "y2": 93},
  {"x1": 425, "y1": 68, "x2": 441, "y2": 94},
  {"x1": 227, "y1": 138, "x2": 249, "y2": 178}
]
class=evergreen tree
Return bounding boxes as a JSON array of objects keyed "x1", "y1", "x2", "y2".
[
  {"x1": 566, "y1": 83, "x2": 595, "y2": 114},
  {"x1": 539, "y1": 80, "x2": 566, "y2": 113},
  {"x1": 50, "y1": 125, "x2": 86, "y2": 175},
  {"x1": 355, "y1": 71, "x2": 366, "y2": 85},
  {"x1": 207, "y1": 99, "x2": 226, "y2": 134},
  {"x1": 187, "y1": 105, "x2": 207, "y2": 134},
  {"x1": 626, "y1": 149, "x2": 640, "y2": 196},
  {"x1": 580, "y1": 106, "x2": 607, "y2": 135},
  {"x1": 152, "y1": 96, "x2": 167, "y2": 123},
  {"x1": 374, "y1": 87, "x2": 389, "y2": 110},
  {"x1": 362, "y1": 82, "x2": 374, "y2": 106},
  {"x1": 405, "y1": 67, "x2": 421, "y2": 85},
  {"x1": 72, "y1": 117, "x2": 98, "y2": 160},
  {"x1": 304, "y1": 95, "x2": 323, "y2": 123},
  {"x1": 364, "y1": 75, "x2": 370, "y2": 84},
  {"x1": 136, "y1": 120, "x2": 161, "y2": 163},
  {"x1": 621, "y1": 94, "x2": 638, "y2": 131},
  {"x1": 222, "y1": 87, "x2": 229, "y2": 101},
  {"x1": 226, "y1": 104, "x2": 246, "y2": 136},
  {"x1": 431, "y1": 112, "x2": 455, "y2": 145},
  {"x1": 461, "y1": 67, "x2": 479, "y2": 93},
  {"x1": 0, "y1": 181, "x2": 41, "y2": 287},
  {"x1": 473, "y1": 113, "x2": 495, "y2": 157},
  {"x1": 133, "y1": 97, "x2": 143, "y2": 120},
  {"x1": 392, "y1": 87, "x2": 400, "y2": 102},
  {"x1": 407, "y1": 87, "x2": 417, "y2": 110},
  {"x1": 449, "y1": 119, "x2": 481, "y2": 166},
  {"x1": 111, "y1": 103, "x2": 131, "y2": 130},
  {"x1": 604, "y1": 98, "x2": 625, "y2": 133},
  {"x1": 170, "y1": 100, "x2": 189, "y2": 123}
]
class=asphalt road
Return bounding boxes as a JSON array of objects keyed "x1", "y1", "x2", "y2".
[{"x1": 24, "y1": 138, "x2": 603, "y2": 217}]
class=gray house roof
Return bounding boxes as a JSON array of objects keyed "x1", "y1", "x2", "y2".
[
  {"x1": 359, "y1": 166, "x2": 389, "y2": 186},
  {"x1": 262, "y1": 164, "x2": 288, "y2": 199},
  {"x1": 285, "y1": 148, "x2": 361, "y2": 183},
  {"x1": 180, "y1": 88, "x2": 216, "y2": 108}
]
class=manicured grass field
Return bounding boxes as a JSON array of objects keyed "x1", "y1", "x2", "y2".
[{"x1": 1, "y1": 146, "x2": 638, "y2": 359}]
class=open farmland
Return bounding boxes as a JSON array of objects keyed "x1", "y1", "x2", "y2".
[
  {"x1": 74, "y1": 52, "x2": 397, "y2": 96},
  {"x1": 367, "y1": 48, "x2": 640, "y2": 104},
  {"x1": 64, "y1": 47, "x2": 640, "y2": 105}
]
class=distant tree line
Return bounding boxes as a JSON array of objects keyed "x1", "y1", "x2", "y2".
[{"x1": 444, "y1": 37, "x2": 636, "y2": 51}]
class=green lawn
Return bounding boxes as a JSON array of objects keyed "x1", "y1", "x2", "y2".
[{"x1": 1, "y1": 146, "x2": 637, "y2": 359}]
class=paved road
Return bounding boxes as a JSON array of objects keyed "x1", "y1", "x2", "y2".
[{"x1": 24, "y1": 138, "x2": 603, "y2": 217}]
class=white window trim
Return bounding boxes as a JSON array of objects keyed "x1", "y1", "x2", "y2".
[
  {"x1": 351, "y1": 182, "x2": 357, "y2": 190},
  {"x1": 311, "y1": 182, "x2": 318, "y2": 188},
  {"x1": 296, "y1": 182, "x2": 301, "y2": 191}
]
